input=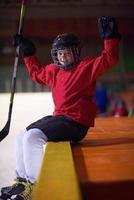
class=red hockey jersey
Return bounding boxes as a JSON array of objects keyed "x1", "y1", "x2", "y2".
[{"x1": 24, "y1": 39, "x2": 119, "y2": 127}]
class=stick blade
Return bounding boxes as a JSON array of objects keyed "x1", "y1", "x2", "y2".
[{"x1": 0, "y1": 120, "x2": 10, "y2": 142}]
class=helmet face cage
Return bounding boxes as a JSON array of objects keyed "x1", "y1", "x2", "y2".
[{"x1": 51, "y1": 33, "x2": 81, "y2": 70}]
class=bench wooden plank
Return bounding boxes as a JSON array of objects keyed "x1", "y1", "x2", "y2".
[
  {"x1": 72, "y1": 117, "x2": 134, "y2": 200},
  {"x1": 32, "y1": 141, "x2": 82, "y2": 200}
]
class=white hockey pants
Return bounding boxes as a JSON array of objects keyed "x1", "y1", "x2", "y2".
[{"x1": 15, "y1": 128, "x2": 48, "y2": 183}]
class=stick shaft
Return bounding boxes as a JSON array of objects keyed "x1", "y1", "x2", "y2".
[
  {"x1": 8, "y1": 0, "x2": 26, "y2": 121},
  {"x1": 0, "y1": 0, "x2": 27, "y2": 142}
]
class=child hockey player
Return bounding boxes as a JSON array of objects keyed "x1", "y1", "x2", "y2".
[{"x1": 0, "y1": 16, "x2": 120, "y2": 200}]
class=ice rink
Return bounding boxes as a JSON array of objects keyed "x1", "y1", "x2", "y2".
[{"x1": 0, "y1": 92, "x2": 53, "y2": 188}]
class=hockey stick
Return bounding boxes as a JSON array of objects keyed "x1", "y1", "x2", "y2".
[{"x1": 0, "y1": 0, "x2": 27, "y2": 142}]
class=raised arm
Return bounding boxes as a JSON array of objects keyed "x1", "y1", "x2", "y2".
[
  {"x1": 90, "y1": 16, "x2": 121, "y2": 81},
  {"x1": 13, "y1": 34, "x2": 54, "y2": 86}
]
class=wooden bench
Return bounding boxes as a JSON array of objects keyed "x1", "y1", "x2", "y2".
[
  {"x1": 72, "y1": 117, "x2": 134, "y2": 200},
  {"x1": 32, "y1": 117, "x2": 134, "y2": 200},
  {"x1": 32, "y1": 141, "x2": 82, "y2": 200}
]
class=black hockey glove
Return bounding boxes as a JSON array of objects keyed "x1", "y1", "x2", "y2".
[
  {"x1": 98, "y1": 16, "x2": 121, "y2": 40},
  {"x1": 13, "y1": 34, "x2": 36, "y2": 57}
]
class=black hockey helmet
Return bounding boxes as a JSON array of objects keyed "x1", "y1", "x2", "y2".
[{"x1": 51, "y1": 33, "x2": 81, "y2": 70}]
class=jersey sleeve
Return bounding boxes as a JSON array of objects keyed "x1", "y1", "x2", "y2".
[
  {"x1": 24, "y1": 55, "x2": 56, "y2": 87},
  {"x1": 89, "y1": 38, "x2": 120, "y2": 82}
]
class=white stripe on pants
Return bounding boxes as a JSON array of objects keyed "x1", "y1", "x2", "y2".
[{"x1": 15, "y1": 128, "x2": 48, "y2": 183}]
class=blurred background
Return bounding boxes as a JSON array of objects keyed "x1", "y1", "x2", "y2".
[{"x1": 0, "y1": 0, "x2": 134, "y2": 116}]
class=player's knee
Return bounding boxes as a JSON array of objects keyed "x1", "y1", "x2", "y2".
[
  {"x1": 15, "y1": 128, "x2": 27, "y2": 146},
  {"x1": 23, "y1": 128, "x2": 47, "y2": 146}
]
